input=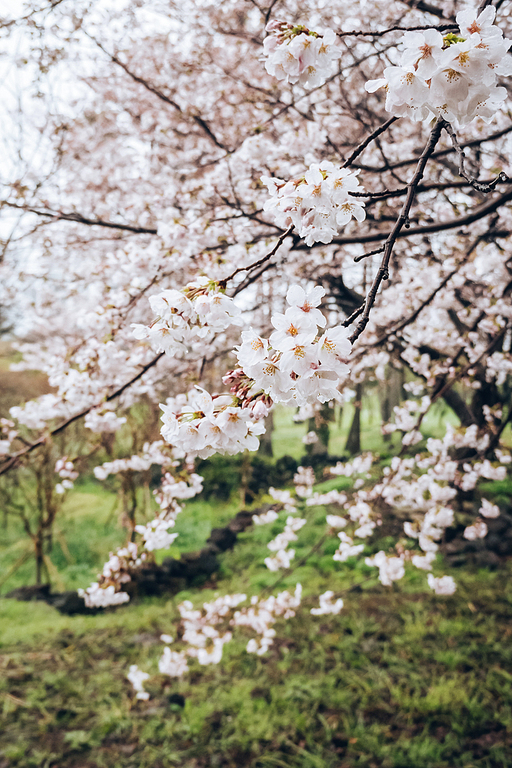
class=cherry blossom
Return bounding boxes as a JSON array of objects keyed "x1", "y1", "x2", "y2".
[
  {"x1": 366, "y1": 7, "x2": 512, "y2": 127},
  {"x1": 427, "y1": 575, "x2": 457, "y2": 596},
  {"x1": 262, "y1": 162, "x2": 365, "y2": 246},
  {"x1": 263, "y1": 21, "x2": 340, "y2": 89},
  {"x1": 1, "y1": 0, "x2": 512, "y2": 706},
  {"x1": 127, "y1": 665, "x2": 150, "y2": 700},
  {"x1": 310, "y1": 591, "x2": 344, "y2": 616}
]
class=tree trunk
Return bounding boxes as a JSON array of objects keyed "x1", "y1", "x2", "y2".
[
  {"x1": 35, "y1": 535, "x2": 43, "y2": 586},
  {"x1": 345, "y1": 383, "x2": 363, "y2": 455},
  {"x1": 381, "y1": 366, "x2": 404, "y2": 442},
  {"x1": 306, "y1": 403, "x2": 332, "y2": 457},
  {"x1": 258, "y1": 411, "x2": 274, "y2": 457}
]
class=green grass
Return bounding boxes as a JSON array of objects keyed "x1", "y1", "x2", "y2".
[
  {"x1": 0, "y1": 480, "x2": 242, "y2": 596},
  {"x1": 1, "y1": 561, "x2": 511, "y2": 767},
  {"x1": 1, "y1": 386, "x2": 512, "y2": 766},
  {"x1": 1, "y1": 473, "x2": 512, "y2": 766}
]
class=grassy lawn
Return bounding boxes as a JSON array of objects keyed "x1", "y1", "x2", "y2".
[
  {"x1": 1, "y1": 469, "x2": 512, "y2": 767},
  {"x1": 1, "y1": 384, "x2": 512, "y2": 766},
  {"x1": 0, "y1": 480, "x2": 242, "y2": 596},
  {"x1": 1, "y1": 561, "x2": 511, "y2": 767}
]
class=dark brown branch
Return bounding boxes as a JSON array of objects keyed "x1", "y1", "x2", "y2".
[
  {"x1": 2, "y1": 202, "x2": 158, "y2": 235},
  {"x1": 366, "y1": 235, "x2": 483, "y2": 347},
  {"x1": 349, "y1": 118, "x2": 445, "y2": 343},
  {"x1": 413, "y1": 324, "x2": 509, "y2": 433},
  {"x1": 354, "y1": 245, "x2": 385, "y2": 263},
  {"x1": 354, "y1": 124, "x2": 512, "y2": 174},
  {"x1": 442, "y1": 121, "x2": 511, "y2": 192},
  {"x1": 478, "y1": 0, "x2": 494, "y2": 12},
  {"x1": 342, "y1": 117, "x2": 399, "y2": 168},
  {"x1": 220, "y1": 226, "x2": 293, "y2": 288},
  {"x1": 305, "y1": 186, "x2": 512, "y2": 248},
  {"x1": 0, "y1": 353, "x2": 165, "y2": 477},
  {"x1": 399, "y1": 0, "x2": 454, "y2": 20},
  {"x1": 337, "y1": 23, "x2": 457, "y2": 37},
  {"x1": 351, "y1": 178, "x2": 512, "y2": 201}
]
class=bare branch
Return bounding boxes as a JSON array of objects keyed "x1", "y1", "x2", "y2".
[
  {"x1": 342, "y1": 117, "x2": 399, "y2": 168},
  {"x1": 354, "y1": 124, "x2": 512, "y2": 174},
  {"x1": 220, "y1": 226, "x2": 294, "y2": 288},
  {"x1": 442, "y1": 121, "x2": 511, "y2": 192},
  {"x1": 337, "y1": 23, "x2": 457, "y2": 38},
  {"x1": 0, "y1": 353, "x2": 165, "y2": 477},
  {"x1": 1, "y1": 202, "x2": 158, "y2": 235},
  {"x1": 349, "y1": 117, "x2": 445, "y2": 343}
]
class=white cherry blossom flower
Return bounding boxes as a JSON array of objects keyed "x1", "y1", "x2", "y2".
[
  {"x1": 479, "y1": 499, "x2": 500, "y2": 518},
  {"x1": 311, "y1": 591, "x2": 344, "y2": 615},
  {"x1": 127, "y1": 665, "x2": 150, "y2": 700},
  {"x1": 286, "y1": 285, "x2": 326, "y2": 328},
  {"x1": 464, "y1": 521, "x2": 488, "y2": 540},
  {"x1": 427, "y1": 574, "x2": 457, "y2": 595}
]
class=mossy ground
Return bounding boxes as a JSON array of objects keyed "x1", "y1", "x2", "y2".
[
  {"x1": 1, "y1": 391, "x2": 512, "y2": 767},
  {"x1": 1, "y1": 565, "x2": 512, "y2": 768},
  {"x1": 1, "y1": 473, "x2": 512, "y2": 767}
]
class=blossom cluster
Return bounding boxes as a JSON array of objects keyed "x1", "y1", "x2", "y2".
[
  {"x1": 232, "y1": 585, "x2": 303, "y2": 655},
  {"x1": 234, "y1": 285, "x2": 351, "y2": 406},
  {"x1": 262, "y1": 162, "x2": 365, "y2": 246},
  {"x1": 427, "y1": 574, "x2": 457, "y2": 596},
  {"x1": 160, "y1": 386, "x2": 265, "y2": 458},
  {"x1": 132, "y1": 277, "x2": 242, "y2": 357},
  {"x1": 54, "y1": 457, "x2": 78, "y2": 495},
  {"x1": 93, "y1": 440, "x2": 179, "y2": 481},
  {"x1": 135, "y1": 471, "x2": 204, "y2": 551},
  {"x1": 264, "y1": 515, "x2": 306, "y2": 571},
  {"x1": 253, "y1": 509, "x2": 279, "y2": 526},
  {"x1": 84, "y1": 407, "x2": 127, "y2": 433},
  {"x1": 268, "y1": 487, "x2": 297, "y2": 512},
  {"x1": 0, "y1": 418, "x2": 17, "y2": 456},
  {"x1": 330, "y1": 453, "x2": 374, "y2": 477},
  {"x1": 310, "y1": 590, "x2": 344, "y2": 616},
  {"x1": 155, "y1": 587, "x2": 304, "y2": 680},
  {"x1": 158, "y1": 285, "x2": 352, "y2": 458},
  {"x1": 306, "y1": 490, "x2": 347, "y2": 507},
  {"x1": 127, "y1": 665, "x2": 150, "y2": 700},
  {"x1": 293, "y1": 465, "x2": 316, "y2": 498},
  {"x1": 382, "y1": 397, "x2": 431, "y2": 447},
  {"x1": 365, "y1": 551, "x2": 405, "y2": 586},
  {"x1": 366, "y1": 7, "x2": 512, "y2": 126},
  {"x1": 78, "y1": 542, "x2": 142, "y2": 608},
  {"x1": 263, "y1": 20, "x2": 340, "y2": 88},
  {"x1": 81, "y1": 450, "x2": 203, "y2": 607}
]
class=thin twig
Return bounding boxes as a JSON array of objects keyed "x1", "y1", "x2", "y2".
[
  {"x1": 442, "y1": 120, "x2": 510, "y2": 193},
  {"x1": 353, "y1": 124, "x2": 512, "y2": 174},
  {"x1": 293, "y1": 186, "x2": 512, "y2": 249},
  {"x1": 408, "y1": 323, "x2": 509, "y2": 441},
  {"x1": 478, "y1": 0, "x2": 494, "y2": 13},
  {"x1": 354, "y1": 245, "x2": 385, "y2": 263},
  {"x1": 342, "y1": 303, "x2": 365, "y2": 327},
  {"x1": 0, "y1": 353, "x2": 165, "y2": 476},
  {"x1": 342, "y1": 117, "x2": 398, "y2": 169},
  {"x1": 349, "y1": 118, "x2": 445, "y2": 343},
  {"x1": 337, "y1": 22, "x2": 457, "y2": 37},
  {"x1": 220, "y1": 226, "x2": 293, "y2": 288},
  {"x1": 2, "y1": 202, "x2": 158, "y2": 235}
]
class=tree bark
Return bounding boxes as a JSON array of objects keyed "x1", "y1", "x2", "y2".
[
  {"x1": 258, "y1": 411, "x2": 274, "y2": 457},
  {"x1": 345, "y1": 383, "x2": 363, "y2": 455}
]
